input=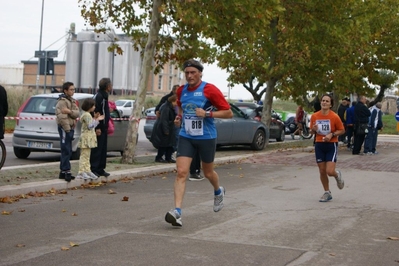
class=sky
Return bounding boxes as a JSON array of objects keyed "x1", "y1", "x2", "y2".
[{"x1": 0, "y1": 0, "x2": 253, "y2": 100}]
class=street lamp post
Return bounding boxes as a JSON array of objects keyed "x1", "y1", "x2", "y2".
[{"x1": 35, "y1": 0, "x2": 45, "y2": 93}]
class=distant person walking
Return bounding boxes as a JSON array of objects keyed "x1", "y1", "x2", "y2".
[
  {"x1": 310, "y1": 94, "x2": 345, "y2": 202},
  {"x1": 76, "y1": 98, "x2": 104, "y2": 180},
  {"x1": 55, "y1": 82, "x2": 80, "y2": 182},
  {"x1": 90, "y1": 78, "x2": 112, "y2": 177},
  {"x1": 291, "y1": 105, "x2": 304, "y2": 140},
  {"x1": 0, "y1": 85, "x2": 8, "y2": 140}
]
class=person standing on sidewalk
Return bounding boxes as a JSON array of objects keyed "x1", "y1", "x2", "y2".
[
  {"x1": 0, "y1": 85, "x2": 8, "y2": 140},
  {"x1": 165, "y1": 59, "x2": 233, "y2": 226},
  {"x1": 337, "y1": 97, "x2": 350, "y2": 143},
  {"x1": 90, "y1": 78, "x2": 112, "y2": 178},
  {"x1": 352, "y1": 95, "x2": 371, "y2": 155},
  {"x1": 151, "y1": 94, "x2": 178, "y2": 163},
  {"x1": 76, "y1": 98, "x2": 104, "y2": 180},
  {"x1": 310, "y1": 94, "x2": 345, "y2": 202},
  {"x1": 363, "y1": 102, "x2": 383, "y2": 155},
  {"x1": 55, "y1": 82, "x2": 80, "y2": 182},
  {"x1": 345, "y1": 101, "x2": 356, "y2": 150}
]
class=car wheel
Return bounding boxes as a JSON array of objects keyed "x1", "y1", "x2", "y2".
[
  {"x1": 276, "y1": 128, "x2": 285, "y2": 142},
  {"x1": 71, "y1": 148, "x2": 81, "y2": 160},
  {"x1": 250, "y1": 129, "x2": 266, "y2": 150},
  {"x1": 13, "y1": 148, "x2": 31, "y2": 159}
]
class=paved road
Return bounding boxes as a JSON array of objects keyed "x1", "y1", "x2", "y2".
[{"x1": 0, "y1": 136, "x2": 398, "y2": 265}]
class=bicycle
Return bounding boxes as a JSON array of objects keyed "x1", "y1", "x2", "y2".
[{"x1": 0, "y1": 139, "x2": 5, "y2": 170}]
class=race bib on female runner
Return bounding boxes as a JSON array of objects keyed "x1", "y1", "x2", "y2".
[
  {"x1": 315, "y1": 119, "x2": 331, "y2": 135},
  {"x1": 184, "y1": 114, "x2": 204, "y2": 136}
]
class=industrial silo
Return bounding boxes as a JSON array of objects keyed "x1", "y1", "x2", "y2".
[
  {"x1": 77, "y1": 30, "x2": 95, "y2": 42},
  {"x1": 80, "y1": 41, "x2": 98, "y2": 92},
  {"x1": 112, "y1": 42, "x2": 131, "y2": 93},
  {"x1": 97, "y1": 42, "x2": 114, "y2": 85},
  {"x1": 65, "y1": 41, "x2": 82, "y2": 88}
]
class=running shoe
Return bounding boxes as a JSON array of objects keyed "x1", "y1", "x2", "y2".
[
  {"x1": 319, "y1": 191, "x2": 332, "y2": 202},
  {"x1": 290, "y1": 134, "x2": 295, "y2": 140},
  {"x1": 189, "y1": 173, "x2": 205, "y2": 181},
  {"x1": 213, "y1": 186, "x2": 225, "y2": 212},
  {"x1": 335, "y1": 170, "x2": 344, "y2": 189},
  {"x1": 165, "y1": 209, "x2": 182, "y2": 226},
  {"x1": 87, "y1": 172, "x2": 99, "y2": 180}
]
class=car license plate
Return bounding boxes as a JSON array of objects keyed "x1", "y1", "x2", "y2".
[{"x1": 27, "y1": 141, "x2": 53, "y2": 149}]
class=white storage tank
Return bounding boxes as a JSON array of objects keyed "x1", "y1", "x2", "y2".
[
  {"x1": 65, "y1": 41, "x2": 82, "y2": 88},
  {"x1": 80, "y1": 41, "x2": 98, "y2": 91},
  {"x1": 112, "y1": 42, "x2": 131, "y2": 92},
  {"x1": 97, "y1": 42, "x2": 114, "y2": 84},
  {"x1": 77, "y1": 31, "x2": 95, "y2": 42}
]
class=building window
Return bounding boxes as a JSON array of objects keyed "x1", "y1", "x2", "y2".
[
  {"x1": 169, "y1": 76, "x2": 173, "y2": 90},
  {"x1": 158, "y1": 75, "x2": 162, "y2": 90}
]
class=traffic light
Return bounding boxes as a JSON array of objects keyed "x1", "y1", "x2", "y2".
[{"x1": 39, "y1": 58, "x2": 54, "y2": 75}]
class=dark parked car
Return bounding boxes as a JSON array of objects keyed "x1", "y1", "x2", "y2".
[
  {"x1": 144, "y1": 103, "x2": 269, "y2": 150},
  {"x1": 12, "y1": 93, "x2": 130, "y2": 160},
  {"x1": 234, "y1": 102, "x2": 285, "y2": 142}
]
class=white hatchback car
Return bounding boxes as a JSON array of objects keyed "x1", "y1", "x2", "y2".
[
  {"x1": 115, "y1": 99, "x2": 135, "y2": 117},
  {"x1": 12, "y1": 93, "x2": 130, "y2": 160}
]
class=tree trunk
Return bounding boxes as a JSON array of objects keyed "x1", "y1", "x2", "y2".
[
  {"x1": 121, "y1": 0, "x2": 162, "y2": 164},
  {"x1": 260, "y1": 17, "x2": 279, "y2": 148}
]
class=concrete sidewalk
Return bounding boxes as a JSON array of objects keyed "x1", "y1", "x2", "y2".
[{"x1": 0, "y1": 138, "x2": 398, "y2": 265}]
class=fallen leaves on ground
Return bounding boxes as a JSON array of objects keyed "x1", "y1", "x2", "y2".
[
  {"x1": 1, "y1": 210, "x2": 12, "y2": 215},
  {"x1": 387, "y1": 236, "x2": 399, "y2": 240},
  {"x1": 15, "y1": 244, "x2": 25, "y2": 248},
  {"x1": 70, "y1": 242, "x2": 79, "y2": 247},
  {"x1": 122, "y1": 196, "x2": 129, "y2": 201},
  {"x1": 108, "y1": 189, "x2": 117, "y2": 194}
]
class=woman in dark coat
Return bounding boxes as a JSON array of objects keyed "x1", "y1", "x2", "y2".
[{"x1": 150, "y1": 94, "x2": 177, "y2": 163}]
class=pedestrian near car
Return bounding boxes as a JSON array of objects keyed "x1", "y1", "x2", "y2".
[
  {"x1": 310, "y1": 94, "x2": 345, "y2": 202},
  {"x1": 352, "y1": 95, "x2": 371, "y2": 155},
  {"x1": 345, "y1": 101, "x2": 356, "y2": 150},
  {"x1": 90, "y1": 78, "x2": 112, "y2": 177},
  {"x1": 76, "y1": 98, "x2": 104, "y2": 180},
  {"x1": 0, "y1": 85, "x2": 8, "y2": 140},
  {"x1": 155, "y1": 85, "x2": 178, "y2": 118},
  {"x1": 363, "y1": 102, "x2": 383, "y2": 155},
  {"x1": 337, "y1": 97, "x2": 350, "y2": 143},
  {"x1": 55, "y1": 82, "x2": 80, "y2": 182},
  {"x1": 165, "y1": 59, "x2": 233, "y2": 226},
  {"x1": 151, "y1": 94, "x2": 178, "y2": 163}
]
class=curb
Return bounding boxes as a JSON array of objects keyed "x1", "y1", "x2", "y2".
[{"x1": 0, "y1": 154, "x2": 253, "y2": 198}]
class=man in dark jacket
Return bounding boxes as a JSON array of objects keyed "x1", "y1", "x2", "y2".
[
  {"x1": 364, "y1": 102, "x2": 383, "y2": 154},
  {"x1": 0, "y1": 85, "x2": 8, "y2": 140},
  {"x1": 345, "y1": 101, "x2": 356, "y2": 150},
  {"x1": 352, "y1": 95, "x2": 371, "y2": 155},
  {"x1": 337, "y1": 97, "x2": 350, "y2": 142},
  {"x1": 155, "y1": 85, "x2": 178, "y2": 117},
  {"x1": 90, "y1": 78, "x2": 112, "y2": 177}
]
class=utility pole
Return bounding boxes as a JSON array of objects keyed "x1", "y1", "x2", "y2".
[{"x1": 35, "y1": 0, "x2": 45, "y2": 93}]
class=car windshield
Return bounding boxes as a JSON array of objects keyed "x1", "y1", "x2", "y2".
[
  {"x1": 115, "y1": 100, "x2": 127, "y2": 106},
  {"x1": 23, "y1": 97, "x2": 58, "y2": 114}
]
